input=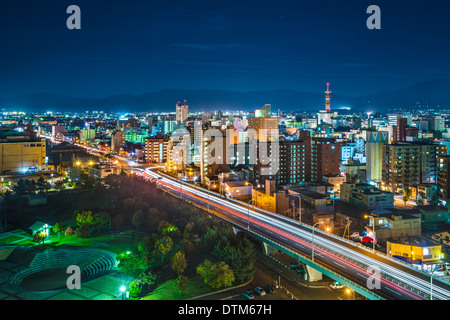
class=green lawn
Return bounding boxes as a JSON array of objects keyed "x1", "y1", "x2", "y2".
[{"x1": 141, "y1": 277, "x2": 213, "y2": 300}]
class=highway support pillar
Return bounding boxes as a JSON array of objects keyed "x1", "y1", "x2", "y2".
[
  {"x1": 303, "y1": 264, "x2": 323, "y2": 282},
  {"x1": 262, "y1": 242, "x2": 278, "y2": 256}
]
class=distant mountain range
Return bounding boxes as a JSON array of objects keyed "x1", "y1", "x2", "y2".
[{"x1": 1, "y1": 79, "x2": 450, "y2": 114}]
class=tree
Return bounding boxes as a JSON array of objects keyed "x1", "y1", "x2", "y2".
[
  {"x1": 111, "y1": 214, "x2": 124, "y2": 230},
  {"x1": 93, "y1": 212, "x2": 110, "y2": 228},
  {"x1": 65, "y1": 226, "x2": 75, "y2": 239},
  {"x1": 132, "y1": 209, "x2": 144, "y2": 230},
  {"x1": 137, "y1": 271, "x2": 156, "y2": 292},
  {"x1": 196, "y1": 259, "x2": 235, "y2": 289},
  {"x1": 53, "y1": 222, "x2": 64, "y2": 239},
  {"x1": 180, "y1": 232, "x2": 200, "y2": 254},
  {"x1": 13, "y1": 179, "x2": 28, "y2": 196},
  {"x1": 213, "y1": 238, "x2": 256, "y2": 283},
  {"x1": 33, "y1": 231, "x2": 47, "y2": 245},
  {"x1": 138, "y1": 236, "x2": 154, "y2": 256},
  {"x1": 154, "y1": 236, "x2": 173, "y2": 263},
  {"x1": 171, "y1": 251, "x2": 187, "y2": 276},
  {"x1": 75, "y1": 210, "x2": 94, "y2": 226},
  {"x1": 75, "y1": 223, "x2": 91, "y2": 239},
  {"x1": 116, "y1": 251, "x2": 147, "y2": 277},
  {"x1": 403, "y1": 187, "x2": 412, "y2": 208},
  {"x1": 128, "y1": 280, "x2": 142, "y2": 299},
  {"x1": 173, "y1": 275, "x2": 188, "y2": 296},
  {"x1": 25, "y1": 181, "x2": 37, "y2": 195}
]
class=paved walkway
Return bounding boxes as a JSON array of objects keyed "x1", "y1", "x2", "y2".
[{"x1": 0, "y1": 230, "x2": 33, "y2": 245}]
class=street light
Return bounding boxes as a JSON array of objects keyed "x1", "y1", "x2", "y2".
[
  {"x1": 346, "y1": 288, "x2": 355, "y2": 300},
  {"x1": 364, "y1": 214, "x2": 376, "y2": 252},
  {"x1": 120, "y1": 285, "x2": 126, "y2": 300},
  {"x1": 247, "y1": 199, "x2": 253, "y2": 231},
  {"x1": 311, "y1": 221, "x2": 324, "y2": 263},
  {"x1": 430, "y1": 265, "x2": 445, "y2": 300}
]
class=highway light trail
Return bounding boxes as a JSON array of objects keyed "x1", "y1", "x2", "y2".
[
  {"x1": 135, "y1": 168, "x2": 450, "y2": 300},
  {"x1": 141, "y1": 171, "x2": 421, "y2": 300},
  {"x1": 142, "y1": 169, "x2": 450, "y2": 300}
]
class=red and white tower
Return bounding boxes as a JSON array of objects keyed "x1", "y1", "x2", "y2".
[{"x1": 325, "y1": 82, "x2": 331, "y2": 112}]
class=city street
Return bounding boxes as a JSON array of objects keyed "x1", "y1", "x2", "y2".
[{"x1": 192, "y1": 250, "x2": 353, "y2": 301}]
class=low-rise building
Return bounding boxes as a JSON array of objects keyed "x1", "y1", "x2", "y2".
[
  {"x1": 341, "y1": 182, "x2": 394, "y2": 210},
  {"x1": 224, "y1": 181, "x2": 252, "y2": 199},
  {"x1": 0, "y1": 136, "x2": 47, "y2": 173},
  {"x1": 288, "y1": 188, "x2": 334, "y2": 213},
  {"x1": 387, "y1": 237, "x2": 443, "y2": 269},
  {"x1": 252, "y1": 180, "x2": 289, "y2": 215},
  {"x1": 88, "y1": 164, "x2": 121, "y2": 179},
  {"x1": 366, "y1": 209, "x2": 422, "y2": 241},
  {"x1": 432, "y1": 231, "x2": 450, "y2": 246},
  {"x1": 322, "y1": 174, "x2": 346, "y2": 197},
  {"x1": 411, "y1": 205, "x2": 449, "y2": 225}
]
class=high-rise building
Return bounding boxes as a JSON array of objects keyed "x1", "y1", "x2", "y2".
[
  {"x1": 145, "y1": 133, "x2": 169, "y2": 163},
  {"x1": 247, "y1": 117, "x2": 279, "y2": 142},
  {"x1": 366, "y1": 131, "x2": 389, "y2": 182},
  {"x1": 429, "y1": 116, "x2": 445, "y2": 132},
  {"x1": 310, "y1": 137, "x2": 341, "y2": 182},
  {"x1": 176, "y1": 100, "x2": 189, "y2": 124},
  {"x1": 437, "y1": 155, "x2": 450, "y2": 205},
  {"x1": 275, "y1": 140, "x2": 308, "y2": 185},
  {"x1": 382, "y1": 142, "x2": 447, "y2": 193},
  {"x1": 200, "y1": 132, "x2": 228, "y2": 182},
  {"x1": 393, "y1": 117, "x2": 408, "y2": 142},
  {"x1": 111, "y1": 130, "x2": 126, "y2": 152},
  {"x1": 80, "y1": 128, "x2": 96, "y2": 142}
]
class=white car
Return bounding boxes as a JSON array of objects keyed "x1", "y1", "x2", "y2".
[
  {"x1": 329, "y1": 282, "x2": 345, "y2": 290},
  {"x1": 350, "y1": 232, "x2": 359, "y2": 239}
]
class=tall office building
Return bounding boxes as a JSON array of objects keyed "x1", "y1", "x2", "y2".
[
  {"x1": 176, "y1": 100, "x2": 189, "y2": 124},
  {"x1": 366, "y1": 131, "x2": 389, "y2": 182}
]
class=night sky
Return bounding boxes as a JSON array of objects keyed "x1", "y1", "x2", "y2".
[{"x1": 0, "y1": 0, "x2": 449, "y2": 98}]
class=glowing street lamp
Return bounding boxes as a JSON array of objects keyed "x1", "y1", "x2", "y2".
[{"x1": 120, "y1": 285, "x2": 126, "y2": 300}]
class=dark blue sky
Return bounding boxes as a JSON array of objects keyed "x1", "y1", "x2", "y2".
[{"x1": 0, "y1": 0, "x2": 449, "y2": 98}]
